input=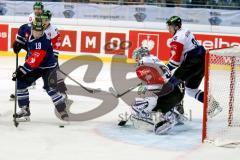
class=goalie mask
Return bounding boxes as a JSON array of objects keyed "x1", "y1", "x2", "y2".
[{"x1": 132, "y1": 47, "x2": 150, "y2": 62}]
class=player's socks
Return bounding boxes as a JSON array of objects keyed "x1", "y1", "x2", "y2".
[
  {"x1": 186, "y1": 87, "x2": 204, "y2": 103},
  {"x1": 195, "y1": 90, "x2": 204, "y2": 103}
]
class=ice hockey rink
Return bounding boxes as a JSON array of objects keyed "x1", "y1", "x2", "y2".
[{"x1": 0, "y1": 56, "x2": 239, "y2": 160}]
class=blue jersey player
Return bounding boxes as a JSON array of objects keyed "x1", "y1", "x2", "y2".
[
  {"x1": 10, "y1": 14, "x2": 69, "y2": 104},
  {"x1": 12, "y1": 18, "x2": 68, "y2": 121}
]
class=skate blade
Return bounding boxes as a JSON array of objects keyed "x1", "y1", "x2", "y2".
[
  {"x1": 9, "y1": 98, "x2": 15, "y2": 101},
  {"x1": 16, "y1": 116, "x2": 31, "y2": 122}
]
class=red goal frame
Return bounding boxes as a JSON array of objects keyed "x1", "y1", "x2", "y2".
[{"x1": 202, "y1": 47, "x2": 237, "y2": 143}]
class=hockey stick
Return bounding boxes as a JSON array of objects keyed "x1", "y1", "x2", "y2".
[
  {"x1": 109, "y1": 83, "x2": 142, "y2": 98},
  {"x1": 58, "y1": 69, "x2": 101, "y2": 94},
  {"x1": 109, "y1": 83, "x2": 141, "y2": 126},
  {"x1": 13, "y1": 53, "x2": 19, "y2": 127}
]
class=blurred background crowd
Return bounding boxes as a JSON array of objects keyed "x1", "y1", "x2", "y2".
[{"x1": 6, "y1": 0, "x2": 240, "y2": 8}]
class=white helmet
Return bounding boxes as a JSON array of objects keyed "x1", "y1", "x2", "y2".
[{"x1": 132, "y1": 46, "x2": 150, "y2": 61}]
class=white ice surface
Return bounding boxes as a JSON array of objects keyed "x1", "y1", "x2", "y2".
[{"x1": 0, "y1": 57, "x2": 239, "y2": 160}]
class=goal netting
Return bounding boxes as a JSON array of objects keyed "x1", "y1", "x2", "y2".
[{"x1": 202, "y1": 46, "x2": 240, "y2": 147}]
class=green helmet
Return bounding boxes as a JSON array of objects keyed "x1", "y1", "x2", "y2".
[
  {"x1": 166, "y1": 16, "x2": 182, "y2": 28},
  {"x1": 33, "y1": 1, "x2": 44, "y2": 10},
  {"x1": 132, "y1": 47, "x2": 150, "y2": 61},
  {"x1": 32, "y1": 17, "x2": 44, "y2": 31},
  {"x1": 41, "y1": 10, "x2": 52, "y2": 20}
]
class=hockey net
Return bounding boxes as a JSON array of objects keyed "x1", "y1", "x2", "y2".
[{"x1": 202, "y1": 46, "x2": 240, "y2": 147}]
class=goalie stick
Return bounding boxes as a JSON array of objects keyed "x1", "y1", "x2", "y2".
[
  {"x1": 58, "y1": 69, "x2": 101, "y2": 94},
  {"x1": 108, "y1": 83, "x2": 141, "y2": 126},
  {"x1": 108, "y1": 83, "x2": 142, "y2": 98},
  {"x1": 118, "y1": 117, "x2": 130, "y2": 126}
]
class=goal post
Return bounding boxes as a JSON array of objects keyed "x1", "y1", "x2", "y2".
[{"x1": 202, "y1": 46, "x2": 240, "y2": 147}]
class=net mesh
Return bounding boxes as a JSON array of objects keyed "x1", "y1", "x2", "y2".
[{"x1": 205, "y1": 47, "x2": 240, "y2": 147}]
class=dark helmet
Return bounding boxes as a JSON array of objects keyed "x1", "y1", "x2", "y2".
[
  {"x1": 166, "y1": 16, "x2": 182, "y2": 28},
  {"x1": 32, "y1": 17, "x2": 44, "y2": 31},
  {"x1": 33, "y1": 1, "x2": 44, "y2": 10},
  {"x1": 41, "y1": 10, "x2": 52, "y2": 20}
]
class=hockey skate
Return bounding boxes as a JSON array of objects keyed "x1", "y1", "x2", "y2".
[
  {"x1": 173, "y1": 110, "x2": 188, "y2": 126},
  {"x1": 208, "y1": 97, "x2": 223, "y2": 118},
  {"x1": 154, "y1": 111, "x2": 177, "y2": 135},
  {"x1": 59, "y1": 110, "x2": 69, "y2": 121},
  {"x1": 173, "y1": 102, "x2": 188, "y2": 125},
  {"x1": 13, "y1": 105, "x2": 31, "y2": 122},
  {"x1": 55, "y1": 102, "x2": 69, "y2": 121}
]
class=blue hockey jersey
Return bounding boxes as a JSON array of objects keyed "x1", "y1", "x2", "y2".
[
  {"x1": 24, "y1": 33, "x2": 57, "y2": 71},
  {"x1": 16, "y1": 23, "x2": 57, "y2": 71}
]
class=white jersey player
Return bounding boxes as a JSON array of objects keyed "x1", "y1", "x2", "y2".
[
  {"x1": 40, "y1": 10, "x2": 70, "y2": 100},
  {"x1": 166, "y1": 16, "x2": 222, "y2": 117},
  {"x1": 28, "y1": 2, "x2": 44, "y2": 23},
  {"x1": 130, "y1": 47, "x2": 186, "y2": 135},
  {"x1": 167, "y1": 27, "x2": 199, "y2": 68},
  {"x1": 41, "y1": 10, "x2": 61, "y2": 56}
]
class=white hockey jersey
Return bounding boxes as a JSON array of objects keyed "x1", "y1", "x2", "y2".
[
  {"x1": 136, "y1": 55, "x2": 171, "y2": 90},
  {"x1": 168, "y1": 28, "x2": 199, "y2": 69},
  {"x1": 44, "y1": 24, "x2": 61, "y2": 53},
  {"x1": 28, "y1": 13, "x2": 35, "y2": 23}
]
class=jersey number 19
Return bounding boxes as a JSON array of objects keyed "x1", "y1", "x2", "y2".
[{"x1": 35, "y1": 42, "x2": 41, "y2": 49}]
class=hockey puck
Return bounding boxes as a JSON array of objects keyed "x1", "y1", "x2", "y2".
[
  {"x1": 59, "y1": 125, "x2": 65, "y2": 128},
  {"x1": 118, "y1": 120, "x2": 127, "y2": 126}
]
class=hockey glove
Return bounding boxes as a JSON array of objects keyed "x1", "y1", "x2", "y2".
[
  {"x1": 12, "y1": 66, "x2": 28, "y2": 81},
  {"x1": 137, "y1": 84, "x2": 147, "y2": 95},
  {"x1": 13, "y1": 41, "x2": 25, "y2": 54}
]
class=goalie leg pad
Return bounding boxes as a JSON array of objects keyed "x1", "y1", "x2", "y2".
[{"x1": 132, "y1": 96, "x2": 157, "y2": 116}]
